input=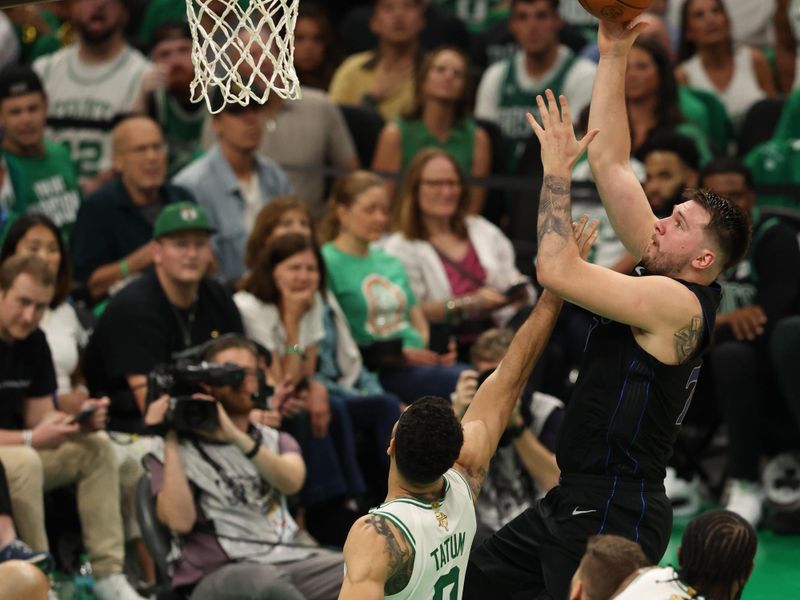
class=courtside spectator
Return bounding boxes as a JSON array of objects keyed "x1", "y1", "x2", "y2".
[
  {"x1": 329, "y1": 0, "x2": 425, "y2": 122},
  {"x1": 641, "y1": 133, "x2": 700, "y2": 218},
  {"x1": 294, "y1": 3, "x2": 342, "y2": 91},
  {"x1": 0, "y1": 255, "x2": 144, "y2": 599},
  {"x1": 71, "y1": 116, "x2": 195, "y2": 299},
  {"x1": 568, "y1": 535, "x2": 650, "y2": 600},
  {"x1": 0, "y1": 65, "x2": 81, "y2": 240},
  {"x1": 32, "y1": 0, "x2": 152, "y2": 193}
]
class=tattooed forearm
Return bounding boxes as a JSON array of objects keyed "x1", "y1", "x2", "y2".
[
  {"x1": 537, "y1": 175, "x2": 573, "y2": 256},
  {"x1": 365, "y1": 515, "x2": 414, "y2": 595},
  {"x1": 674, "y1": 315, "x2": 703, "y2": 363},
  {"x1": 461, "y1": 464, "x2": 488, "y2": 500}
]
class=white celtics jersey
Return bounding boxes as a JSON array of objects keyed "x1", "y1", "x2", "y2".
[
  {"x1": 33, "y1": 45, "x2": 151, "y2": 179},
  {"x1": 371, "y1": 469, "x2": 477, "y2": 600},
  {"x1": 614, "y1": 566, "x2": 702, "y2": 600}
]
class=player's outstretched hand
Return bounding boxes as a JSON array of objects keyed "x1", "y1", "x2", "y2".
[
  {"x1": 526, "y1": 90, "x2": 598, "y2": 175},
  {"x1": 597, "y1": 18, "x2": 648, "y2": 58},
  {"x1": 573, "y1": 214, "x2": 600, "y2": 260}
]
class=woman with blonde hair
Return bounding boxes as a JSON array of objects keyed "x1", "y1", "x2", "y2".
[{"x1": 321, "y1": 170, "x2": 467, "y2": 405}]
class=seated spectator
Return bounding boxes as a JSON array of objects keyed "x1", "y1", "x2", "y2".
[
  {"x1": 32, "y1": 0, "x2": 153, "y2": 194},
  {"x1": 0, "y1": 215, "x2": 87, "y2": 415},
  {"x1": 568, "y1": 535, "x2": 650, "y2": 600},
  {"x1": 453, "y1": 328, "x2": 562, "y2": 541},
  {"x1": 329, "y1": 0, "x2": 425, "y2": 122},
  {"x1": 675, "y1": 0, "x2": 774, "y2": 132},
  {"x1": 431, "y1": 0, "x2": 510, "y2": 33},
  {"x1": 776, "y1": 0, "x2": 800, "y2": 92},
  {"x1": 235, "y1": 234, "x2": 366, "y2": 517},
  {"x1": 71, "y1": 116, "x2": 195, "y2": 300},
  {"x1": 625, "y1": 38, "x2": 712, "y2": 162},
  {"x1": 243, "y1": 199, "x2": 401, "y2": 504},
  {"x1": 372, "y1": 46, "x2": 492, "y2": 214},
  {"x1": 144, "y1": 334, "x2": 343, "y2": 599},
  {"x1": 700, "y1": 159, "x2": 800, "y2": 526},
  {"x1": 383, "y1": 149, "x2": 534, "y2": 358},
  {"x1": 475, "y1": 0, "x2": 596, "y2": 171},
  {"x1": 173, "y1": 94, "x2": 291, "y2": 281},
  {"x1": 641, "y1": 133, "x2": 700, "y2": 218},
  {"x1": 294, "y1": 3, "x2": 342, "y2": 91},
  {"x1": 0, "y1": 255, "x2": 144, "y2": 599},
  {"x1": 142, "y1": 22, "x2": 206, "y2": 176},
  {"x1": 0, "y1": 65, "x2": 81, "y2": 240},
  {"x1": 321, "y1": 170, "x2": 467, "y2": 405},
  {"x1": 613, "y1": 510, "x2": 757, "y2": 600},
  {"x1": 0, "y1": 462, "x2": 50, "y2": 566},
  {"x1": 0, "y1": 560, "x2": 50, "y2": 600}
]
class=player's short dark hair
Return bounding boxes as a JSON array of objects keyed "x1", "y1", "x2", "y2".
[
  {"x1": 698, "y1": 157, "x2": 755, "y2": 191},
  {"x1": 394, "y1": 396, "x2": 463, "y2": 486},
  {"x1": 578, "y1": 535, "x2": 651, "y2": 600},
  {"x1": 640, "y1": 132, "x2": 701, "y2": 172},
  {"x1": 0, "y1": 254, "x2": 55, "y2": 293},
  {"x1": 511, "y1": 0, "x2": 560, "y2": 12},
  {"x1": 678, "y1": 510, "x2": 757, "y2": 600},
  {"x1": 688, "y1": 188, "x2": 752, "y2": 271}
]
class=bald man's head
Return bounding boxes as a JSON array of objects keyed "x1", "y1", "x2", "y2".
[
  {"x1": 111, "y1": 116, "x2": 168, "y2": 197},
  {"x1": 0, "y1": 560, "x2": 50, "y2": 600}
]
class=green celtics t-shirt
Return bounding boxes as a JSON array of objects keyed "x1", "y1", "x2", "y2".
[
  {"x1": 321, "y1": 242, "x2": 424, "y2": 349},
  {"x1": 4, "y1": 141, "x2": 81, "y2": 238}
]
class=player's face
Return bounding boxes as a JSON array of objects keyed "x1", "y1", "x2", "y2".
[
  {"x1": 209, "y1": 347, "x2": 259, "y2": 416},
  {"x1": 0, "y1": 92, "x2": 47, "y2": 154},
  {"x1": 213, "y1": 108, "x2": 267, "y2": 154},
  {"x1": 684, "y1": 0, "x2": 730, "y2": 47},
  {"x1": 294, "y1": 17, "x2": 326, "y2": 73},
  {"x1": 114, "y1": 119, "x2": 168, "y2": 193},
  {"x1": 338, "y1": 185, "x2": 390, "y2": 243},
  {"x1": 625, "y1": 47, "x2": 659, "y2": 101},
  {"x1": 423, "y1": 50, "x2": 467, "y2": 103},
  {"x1": 153, "y1": 231, "x2": 211, "y2": 284},
  {"x1": 642, "y1": 200, "x2": 712, "y2": 276},
  {"x1": 72, "y1": 0, "x2": 127, "y2": 45},
  {"x1": 370, "y1": 0, "x2": 425, "y2": 45},
  {"x1": 268, "y1": 210, "x2": 312, "y2": 242},
  {"x1": 701, "y1": 172, "x2": 754, "y2": 213},
  {"x1": 273, "y1": 249, "x2": 320, "y2": 298},
  {"x1": 151, "y1": 37, "x2": 195, "y2": 94},
  {"x1": 15, "y1": 226, "x2": 61, "y2": 277},
  {"x1": 417, "y1": 156, "x2": 463, "y2": 220},
  {"x1": 644, "y1": 151, "x2": 695, "y2": 214},
  {"x1": 0, "y1": 274, "x2": 53, "y2": 342},
  {"x1": 509, "y1": 0, "x2": 560, "y2": 57}
]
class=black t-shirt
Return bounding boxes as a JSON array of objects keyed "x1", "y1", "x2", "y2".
[
  {"x1": 0, "y1": 329, "x2": 57, "y2": 430},
  {"x1": 83, "y1": 270, "x2": 244, "y2": 433},
  {"x1": 556, "y1": 271, "x2": 721, "y2": 483}
]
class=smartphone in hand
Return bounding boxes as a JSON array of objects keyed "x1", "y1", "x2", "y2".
[{"x1": 67, "y1": 405, "x2": 97, "y2": 425}]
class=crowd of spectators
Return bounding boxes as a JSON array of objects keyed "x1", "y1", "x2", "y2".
[{"x1": 0, "y1": 0, "x2": 797, "y2": 598}]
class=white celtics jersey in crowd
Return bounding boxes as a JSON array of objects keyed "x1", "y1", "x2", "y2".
[
  {"x1": 613, "y1": 566, "x2": 702, "y2": 600},
  {"x1": 371, "y1": 468, "x2": 477, "y2": 600},
  {"x1": 32, "y1": 45, "x2": 151, "y2": 180}
]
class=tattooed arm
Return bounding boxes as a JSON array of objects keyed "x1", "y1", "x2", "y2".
[{"x1": 339, "y1": 514, "x2": 415, "y2": 600}]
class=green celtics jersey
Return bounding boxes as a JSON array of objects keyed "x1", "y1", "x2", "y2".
[
  {"x1": 497, "y1": 51, "x2": 578, "y2": 171},
  {"x1": 4, "y1": 141, "x2": 81, "y2": 238},
  {"x1": 430, "y1": 0, "x2": 509, "y2": 32},
  {"x1": 150, "y1": 90, "x2": 206, "y2": 176},
  {"x1": 371, "y1": 469, "x2": 476, "y2": 600}
]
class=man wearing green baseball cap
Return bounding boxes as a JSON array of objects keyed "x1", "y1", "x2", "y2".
[{"x1": 82, "y1": 199, "x2": 244, "y2": 485}]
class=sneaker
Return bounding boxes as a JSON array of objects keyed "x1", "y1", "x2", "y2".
[
  {"x1": 725, "y1": 478, "x2": 763, "y2": 527},
  {"x1": 0, "y1": 539, "x2": 53, "y2": 570},
  {"x1": 94, "y1": 573, "x2": 147, "y2": 600},
  {"x1": 664, "y1": 467, "x2": 702, "y2": 517}
]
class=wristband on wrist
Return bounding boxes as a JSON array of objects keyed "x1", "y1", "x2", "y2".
[
  {"x1": 244, "y1": 438, "x2": 261, "y2": 459},
  {"x1": 285, "y1": 344, "x2": 306, "y2": 359},
  {"x1": 22, "y1": 429, "x2": 33, "y2": 447},
  {"x1": 119, "y1": 259, "x2": 130, "y2": 278},
  {"x1": 506, "y1": 424, "x2": 526, "y2": 440}
]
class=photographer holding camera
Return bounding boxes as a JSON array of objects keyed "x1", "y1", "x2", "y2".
[
  {"x1": 0, "y1": 255, "x2": 145, "y2": 599},
  {"x1": 144, "y1": 334, "x2": 343, "y2": 600}
]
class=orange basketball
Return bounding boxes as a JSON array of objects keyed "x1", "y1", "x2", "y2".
[{"x1": 577, "y1": 0, "x2": 652, "y2": 22}]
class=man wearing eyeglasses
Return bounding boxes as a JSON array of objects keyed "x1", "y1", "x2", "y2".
[{"x1": 71, "y1": 115, "x2": 196, "y2": 300}]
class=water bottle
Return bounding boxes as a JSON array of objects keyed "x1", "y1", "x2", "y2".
[{"x1": 73, "y1": 553, "x2": 95, "y2": 599}]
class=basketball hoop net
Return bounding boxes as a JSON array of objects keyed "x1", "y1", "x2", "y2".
[{"x1": 185, "y1": 0, "x2": 301, "y2": 114}]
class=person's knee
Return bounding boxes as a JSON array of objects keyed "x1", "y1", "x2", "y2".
[
  {"x1": 0, "y1": 560, "x2": 50, "y2": 600},
  {"x1": 74, "y1": 433, "x2": 119, "y2": 476},
  {"x1": 2, "y1": 447, "x2": 44, "y2": 489}
]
